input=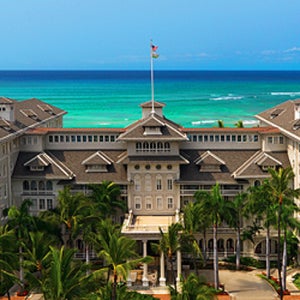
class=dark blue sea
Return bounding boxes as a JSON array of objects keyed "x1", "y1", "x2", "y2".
[{"x1": 0, "y1": 70, "x2": 300, "y2": 128}]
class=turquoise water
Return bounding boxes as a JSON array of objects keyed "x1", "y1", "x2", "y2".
[{"x1": 0, "y1": 70, "x2": 300, "y2": 128}]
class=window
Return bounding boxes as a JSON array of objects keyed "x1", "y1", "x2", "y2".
[
  {"x1": 39, "y1": 198, "x2": 45, "y2": 210},
  {"x1": 167, "y1": 197, "x2": 174, "y2": 209},
  {"x1": 145, "y1": 197, "x2": 152, "y2": 210},
  {"x1": 267, "y1": 137, "x2": 273, "y2": 144},
  {"x1": 134, "y1": 197, "x2": 141, "y2": 210},
  {"x1": 232, "y1": 135, "x2": 236, "y2": 142},
  {"x1": 243, "y1": 135, "x2": 247, "y2": 142},
  {"x1": 134, "y1": 175, "x2": 141, "y2": 191},
  {"x1": 220, "y1": 135, "x2": 225, "y2": 142},
  {"x1": 237, "y1": 135, "x2": 242, "y2": 142},
  {"x1": 54, "y1": 135, "x2": 59, "y2": 143},
  {"x1": 209, "y1": 135, "x2": 214, "y2": 142},
  {"x1": 49, "y1": 136, "x2": 53, "y2": 143},
  {"x1": 105, "y1": 135, "x2": 109, "y2": 142},
  {"x1": 88, "y1": 135, "x2": 93, "y2": 142},
  {"x1": 204, "y1": 135, "x2": 208, "y2": 142},
  {"x1": 47, "y1": 199, "x2": 53, "y2": 209},
  {"x1": 77, "y1": 135, "x2": 81, "y2": 142},
  {"x1": 192, "y1": 135, "x2": 197, "y2": 142},
  {"x1": 167, "y1": 178, "x2": 173, "y2": 190},
  {"x1": 156, "y1": 197, "x2": 163, "y2": 210},
  {"x1": 23, "y1": 181, "x2": 29, "y2": 190},
  {"x1": 71, "y1": 135, "x2": 76, "y2": 142},
  {"x1": 111, "y1": 135, "x2": 115, "y2": 142},
  {"x1": 198, "y1": 135, "x2": 203, "y2": 142},
  {"x1": 279, "y1": 136, "x2": 284, "y2": 144},
  {"x1": 99, "y1": 135, "x2": 104, "y2": 142},
  {"x1": 226, "y1": 135, "x2": 231, "y2": 142},
  {"x1": 93, "y1": 135, "x2": 98, "y2": 142},
  {"x1": 136, "y1": 142, "x2": 142, "y2": 152},
  {"x1": 83, "y1": 135, "x2": 87, "y2": 142},
  {"x1": 60, "y1": 135, "x2": 64, "y2": 142},
  {"x1": 39, "y1": 181, "x2": 45, "y2": 190},
  {"x1": 156, "y1": 176, "x2": 162, "y2": 190},
  {"x1": 145, "y1": 174, "x2": 152, "y2": 192},
  {"x1": 164, "y1": 142, "x2": 170, "y2": 151},
  {"x1": 215, "y1": 135, "x2": 220, "y2": 142},
  {"x1": 31, "y1": 181, "x2": 37, "y2": 190},
  {"x1": 254, "y1": 135, "x2": 258, "y2": 142},
  {"x1": 46, "y1": 181, "x2": 53, "y2": 190},
  {"x1": 66, "y1": 135, "x2": 70, "y2": 142}
]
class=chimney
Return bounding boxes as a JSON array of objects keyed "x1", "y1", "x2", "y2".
[{"x1": 0, "y1": 97, "x2": 15, "y2": 123}]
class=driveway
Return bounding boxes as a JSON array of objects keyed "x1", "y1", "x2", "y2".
[{"x1": 201, "y1": 269, "x2": 278, "y2": 300}]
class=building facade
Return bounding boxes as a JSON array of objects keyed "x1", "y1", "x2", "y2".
[{"x1": 0, "y1": 96, "x2": 298, "y2": 286}]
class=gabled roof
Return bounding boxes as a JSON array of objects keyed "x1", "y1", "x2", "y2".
[
  {"x1": 178, "y1": 149, "x2": 290, "y2": 184},
  {"x1": 118, "y1": 113, "x2": 188, "y2": 141},
  {"x1": 256, "y1": 99, "x2": 300, "y2": 139},
  {"x1": 0, "y1": 98, "x2": 66, "y2": 141},
  {"x1": 24, "y1": 153, "x2": 51, "y2": 167},
  {"x1": 14, "y1": 152, "x2": 74, "y2": 180},
  {"x1": 194, "y1": 150, "x2": 226, "y2": 165},
  {"x1": 0, "y1": 97, "x2": 14, "y2": 104},
  {"x1": 81, "y1": 151, "x2": 113, "y2": 165},
  {"x1": 232, "y1": 151, "x2": 284, "y2": 179}
]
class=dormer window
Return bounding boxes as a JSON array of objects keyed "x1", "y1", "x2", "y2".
[
  {"x1": 86, "y1": 164, "x2": 108, "y2": 173},
  {"x1": 143, "y1": 126, "x2": 162, "y2": 136},
  {"x1": 82, "y1": 151, "x2": 113, "y2": 173},
  {"x1": 30, "y1": 166, "x2": 45, "y2": 172}
]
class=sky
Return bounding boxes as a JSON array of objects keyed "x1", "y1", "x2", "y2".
[{"x1": 1, "y1": 0, "x2": 300, "y2": 70}]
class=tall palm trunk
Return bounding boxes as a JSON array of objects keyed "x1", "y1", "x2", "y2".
[
  {"x1": 266, "y1": 226, "x2": 271, "y2": 278},
  {"x1": 236, "y1": 227, "x2": 241, "y2": 270},
  {"x1": 277, "y1": 204, "x2": 283, "y2": 300},
  {"x1": 203, "y1": 229, "x2": 207, "y2": 267},
  {"x1": 282, "y1": 229, "x2": 287, "y2": 291},
  {"x1": 19, "y1": 246, "x2": 24, "y2": 284},
  {"x1": 169, "y1": 255, "x2": 177, "y2": 292},
  {"x1": 112, "y1": 272, "x2": 118, "y2": 300},
  {"x1": 213, "y1": 223, "x2": 219, "y2": 289}
]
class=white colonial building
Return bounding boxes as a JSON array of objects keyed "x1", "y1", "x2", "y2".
[{"x1": 1, "y1": 96, "x2": 299, "y2": 286}]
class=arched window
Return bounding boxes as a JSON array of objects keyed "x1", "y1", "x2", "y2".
[
  {"x1": 145, "y1": 174, "x2": 152, "y2": 192},
  {"x1": 39, "y1": 181, "x2": 45, "y2": 190},
  {"x1": 226, "y1": 238, "x2": 234, "y2": 252},
  {"x1": 254, "y1": 180, "x2": 261, "y2": 187},
  {"x1": 23, "y1": 180, "x2": 29, "y2": 190},
  {"x1": 150, "y1": 142, "x2": 156, "y2": 152},
  {"x1": 46, "y1": 181, "x2": 53, "y2": 190},
  {"x1": 136, "y1": 142, "x2": 142, "y2": 152},
  {"x1": 217, "y1": 239, "x2": 224, "y2": 252},
  {"x1": 157, "y1": 142, "x2": 163, "y2": 152},
  {"x1": 30, "y1": 181, "x2": 37, "y2": 191},
  {"x1": 164, "y1": 142, "x2": 170, "y2": 152},
  {"x1": 134, "y1": 175, "x2": 141, "y2": 191},
  {"x1": 143, "y1": 142, "x2": 149, "y2": 152}
]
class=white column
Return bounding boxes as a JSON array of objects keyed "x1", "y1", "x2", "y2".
[
  {"x1": 159, "y1": 252, "x2": 166, "y2": 286},
  {"x1": 176, "y1": 250, "x2": 182, "y2": 284},
  {"x1": 142, "y1": 240, "x2": 149, "y2": 287}
]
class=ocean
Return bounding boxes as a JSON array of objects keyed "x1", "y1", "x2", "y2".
[{"x1": 0, "y1": 70, "x2": 300, "y2": 128}]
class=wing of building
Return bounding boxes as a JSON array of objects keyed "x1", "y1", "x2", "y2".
[{"x1": 0, "y1": 96, "x2": 297, "y2": 286}]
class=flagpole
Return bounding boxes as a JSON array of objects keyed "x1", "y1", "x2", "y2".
[{"x1": 150, "y1": 40, "x2": 155, "y2": 114}]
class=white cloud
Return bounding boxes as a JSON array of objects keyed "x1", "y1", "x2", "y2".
[{"x1": 284, "y1": 47, "x2": 300, "y2": 53}]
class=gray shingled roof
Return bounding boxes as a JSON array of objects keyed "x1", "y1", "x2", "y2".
[
  {"x1": 256, "y1": 99, "x2": 300, "y2": 138},
  {"x1": 0, "y1": 98, "x2": 66, "y2": 140},
  {"x1": 179, "y1": 149, "x2": 290, "y2": 183}
]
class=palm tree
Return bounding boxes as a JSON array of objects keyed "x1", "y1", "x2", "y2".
[
  {"x1": 182, "y1": 202, "x2": 203, "y2": 274},
  {"x1": 194, "y1": 184, "x2": 233, "y2": 290},
  {"x1": 23, "y1": 231, "x2": 57, "y2": 278},
  {"x1": 266, "y1": 167, "x2": 300, "y2": 300},
  {"x1": 32, "y1": 245, "x2": 92, "y2": 300},
  {"x1": 234, "y1": 120, "x2": 244, "y2": 128},
  {"x1": 280, "y1": 202, "x2": 300, "y2": 291},
  {"x1": 217, "y1": 120, "x2": 225, "y2": 128},
  {"x1": 152, "y1": 223, "x2": 182, "y2": 293},
  {"x1": 169, "y1": 273, "x2": 217, "y2": 300},
  {"x1": 5, "y1": 199, "x2": 36, "y2": 288},
  {"x1": 95, "y1": 226, "x2": 152, "y2": 300},
  {"x1": 246, "y1": 184, "x2": 277, "y2": 278},
  {"x1": 42, "y1": 186, "x2": 91, "y2": 248},
  {"x1": 0, "y1": 225, "x2": 18, "y2": 299},
  {"x1": 89, "y1": 180, "x2": 126, "y2": 219},
  {"x1": 229, "y1": 192, "x2": 248, "y2": 270}
]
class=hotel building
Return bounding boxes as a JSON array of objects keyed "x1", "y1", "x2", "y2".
[{"x1": 0, "y1": 96, "x2": 298, "y2": 286}]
